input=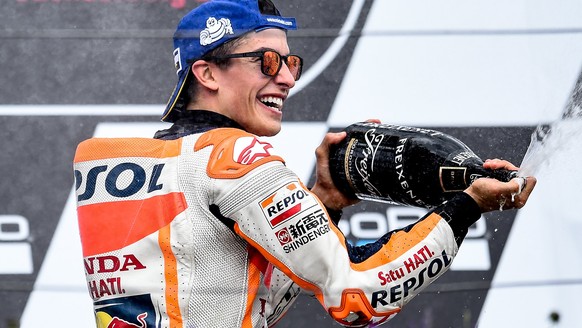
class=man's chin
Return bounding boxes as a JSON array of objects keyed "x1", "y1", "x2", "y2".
[{"x1": 255, "y1": 125, "x2": 281, "y2": 137}]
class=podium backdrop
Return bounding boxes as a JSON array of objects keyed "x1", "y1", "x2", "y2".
[{"x1": 1, "y1": 0, "x2": 582, "y2": 327}]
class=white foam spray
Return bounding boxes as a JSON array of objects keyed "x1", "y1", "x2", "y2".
[{"x1": 519, "y1": 69, "x2": 582, "y2": 177}]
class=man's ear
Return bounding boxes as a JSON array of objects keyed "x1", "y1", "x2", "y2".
[{"x1": 191, "y1": 60, "x2": 219, "y2": 91}]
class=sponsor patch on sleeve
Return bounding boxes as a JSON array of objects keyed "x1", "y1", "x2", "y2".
[{"x1": 259, "y1": 182, "x2": 312, "y2": 228}]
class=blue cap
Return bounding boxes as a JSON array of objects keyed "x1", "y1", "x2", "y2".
[{"x1": 162, "y1": 0, "x2": 297, "y2": 122}]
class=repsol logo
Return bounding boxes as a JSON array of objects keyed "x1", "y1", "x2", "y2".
[
  {"x1": 75, "y1": 163, "x2": 165, "y2": 201},
  {"x1": 260, "y1": 182, "x2": 310, "y2": 227},
  {"x1": 266, "y1": 189, "x2": 307, "y2": 217},
  {"x1": 371, "y1": 250, "x2": 452, "y2": 308}
]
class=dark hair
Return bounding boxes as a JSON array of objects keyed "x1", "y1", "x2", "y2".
[{"x1": 259, "y1": 0, "x2": 282, "y2": 16}]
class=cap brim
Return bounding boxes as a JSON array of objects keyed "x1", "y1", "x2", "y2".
[{"x1": 162, "y1": 67, "x2": 191, "y2": 122}]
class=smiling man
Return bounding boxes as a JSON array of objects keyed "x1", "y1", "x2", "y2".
[{"x1": 73, "y1": 0, "x2": 536, "y2": 327}]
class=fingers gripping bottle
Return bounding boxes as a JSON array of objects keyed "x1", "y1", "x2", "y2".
[{"x1": 329, "y1": 122, "x2": 517, "y2": 209}]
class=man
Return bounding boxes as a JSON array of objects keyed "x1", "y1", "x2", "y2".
[{"x1": 73, "y1": 0, "x2": 536, "y2": 327}]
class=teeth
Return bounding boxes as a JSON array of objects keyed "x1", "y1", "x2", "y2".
[{"x1": 260, "y1": 96, "x2": 283, "y2": 110}]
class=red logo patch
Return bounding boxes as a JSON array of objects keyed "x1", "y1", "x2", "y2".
[
  {"x1": 236, "y1": 137, "x2": 273, "y2": 165},
  {"x1": 275, "y1": 228, "x2": 292, "y2": 245}
]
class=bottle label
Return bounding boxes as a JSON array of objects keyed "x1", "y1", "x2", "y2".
[
  {"x1": 342, "y1": 127, "x2": 428, "y2": 207},
  {"x1": 439, "y1": 167, "x2": 468, "y2": 192},
  {"x1": 343, "y1": 138, "x2": 358, "y2": 192},
  {"x1": 447, "y1": 150, "x2": 479, "y2": 165},
  {"x1": 345, "y1": 130, "x2": 384, "y2": 198}
]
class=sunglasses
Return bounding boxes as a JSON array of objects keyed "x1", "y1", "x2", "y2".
[{"x1": 205, "y1": 50, "x2": 303, "y2": 81}]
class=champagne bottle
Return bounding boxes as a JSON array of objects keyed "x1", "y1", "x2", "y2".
[{"x1": 329, "y1": 122, "x2": 517, "y2": 208}]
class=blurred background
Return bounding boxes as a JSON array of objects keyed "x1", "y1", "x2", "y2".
[{"x1": 1, "y1": 0, "x2": 581, "y2": 327}]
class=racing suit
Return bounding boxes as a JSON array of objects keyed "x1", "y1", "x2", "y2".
[{"x1": 73, "y1": 110, "x2": 482, "y2": 327}]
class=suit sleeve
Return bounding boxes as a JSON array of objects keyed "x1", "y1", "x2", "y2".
[{"x1": 200, "y1": 130, "x2": 481, "y2": 327}]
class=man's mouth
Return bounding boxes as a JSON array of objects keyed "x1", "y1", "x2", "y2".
[{"x1": 259, "y1": 96, "x2": 283, "y2": 112}]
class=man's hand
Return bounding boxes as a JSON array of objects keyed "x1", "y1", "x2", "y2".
[
  {"x1": 310, "y1": 131, "x2": 359, "y2": 210},
  {"x1": 464, "y1": 159, "x2": 537, "y2": 212},
  {"x1": 310, "y1": 119, "x2": 381, "y2": 210}
]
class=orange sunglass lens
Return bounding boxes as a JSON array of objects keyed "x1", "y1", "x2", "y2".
[
  {"x1": 262, "y1": 51, "x2": 281, "y2": 76},
  {"x1": 287, "y1": 56, "x2": 301, "y2": 78}
]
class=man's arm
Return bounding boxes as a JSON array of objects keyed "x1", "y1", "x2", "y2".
[
  {"x1": 208, "y1": 130, "x2": 535, "y2": 327},
  {"x1": 213, "y1": 161, "x2": 472, "y2": 326}
]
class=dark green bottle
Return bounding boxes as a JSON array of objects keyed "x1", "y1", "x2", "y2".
[{"x1": 329, "y1": 122, "x2": 517, "y2": 209}]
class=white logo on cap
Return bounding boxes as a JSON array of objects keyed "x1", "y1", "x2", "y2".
[
  {"x1": 200, "y1": 17, "x2": 234, "y2": 46},
  {"x1": 173, "y1": 48, "x2": 182, "y2": 75},
  {"x1": 266, "y1": 17, "x2": 293, "y2": 26}
]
